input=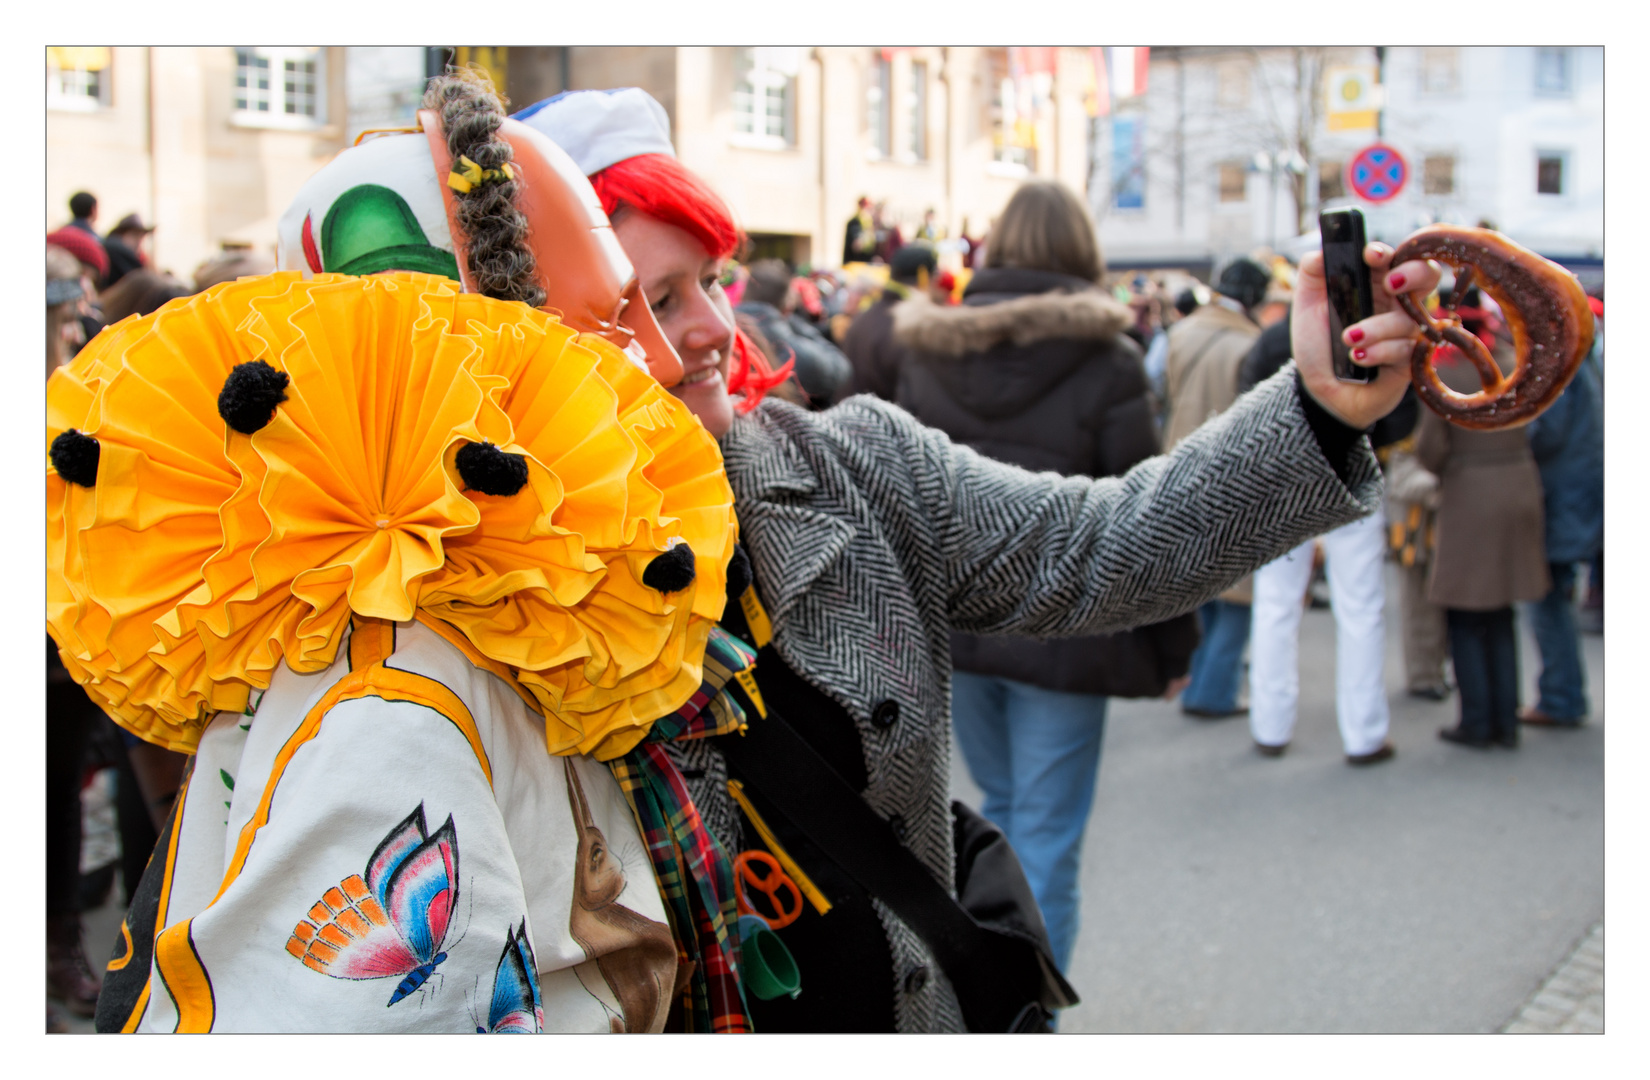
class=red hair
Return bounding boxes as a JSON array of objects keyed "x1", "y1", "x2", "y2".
[{"x1": 591, "y1": 153, "x2": 791, "y2": 412}]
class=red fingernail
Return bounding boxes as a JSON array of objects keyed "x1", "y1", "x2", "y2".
[
  {"x1": 1353, "y1": 347, "x2": 1367, "y2": 361},
  {"x1": 1348, "y1": 327, "x2": 1364, "y2": 343},
  {"x1": 1388, "y1": 272, "x2": 1406, "y2": 289}
]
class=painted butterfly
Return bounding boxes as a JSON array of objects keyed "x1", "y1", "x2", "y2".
[
  {"x1": 479, "y1": 919, "x2": 544, "y2": 1033},
  {"x1": 286, "y1": 803, "x2": 461, "y2": 1006}
]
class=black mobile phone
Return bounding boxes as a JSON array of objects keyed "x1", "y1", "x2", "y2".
[{"x1": 1320, "y1": 208, "x2": 1378, "y2": 383}]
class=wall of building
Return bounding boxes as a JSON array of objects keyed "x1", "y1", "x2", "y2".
[
  {"x1": 47, "y1": 46, "x2": 352, "y2": 280},
  {"x1": 1094, "y1": 46, "x2": 1604, "y2": 272},
  {"x1": 46, "y1": 47, "x2": 153, "y2": 238}
]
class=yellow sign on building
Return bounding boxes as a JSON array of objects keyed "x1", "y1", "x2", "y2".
[{"x1": 1325, "y1": 65, "x2": 1382, "y2": 132}]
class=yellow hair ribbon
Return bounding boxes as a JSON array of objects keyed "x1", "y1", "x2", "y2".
[{"x1": 446, "y1": 155, "x2": 516, "y2": 193}]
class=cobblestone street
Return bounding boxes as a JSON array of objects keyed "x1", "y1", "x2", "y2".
[{"x1": 1503, "y1": 923, "x2": 1604, "y2": 1033}]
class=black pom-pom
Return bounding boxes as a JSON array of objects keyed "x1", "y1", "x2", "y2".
[
  {"x1": 455, "y1": 441, "x2": 529, "y2": 496},
  {"x1": 50, "y1": 428, "x2": 100, "y2": 487},
  {"x1": 725, "y1": 543, "x2": 751, "y2": 602},
  {"x1": 643, "y1": 542, "x2": 697, "y2": 593},
  {"x1": 218, "y1": 360, "x2": 290, "y2": 434}
]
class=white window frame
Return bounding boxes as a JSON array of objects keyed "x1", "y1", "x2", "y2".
[
  {"x1": 730, "y1": 47, "x2": 798, "y2": 151},
  {"x1": 865, "y1": 53, "x2": 892, "y2": 160},
  {"x1": 1534, "y1": 47, "x2": 1573, "y2": 96},
  {"x1": 990, "y1": 70, "x2": 1034, "y2": 174},
  {"x1": 1418, "y1": 47, "x2": 1461, "y2": 94},
  {"x1": 232, "y1": 47, "x2": 328, "y2": 131},
  {"x1": 1217, "y1": 161, "x2": 1248, "y2": 204},
  {"x1": 904, "y1": 60, "x2": 928, "y2": 162},
  {"x1": 1422, "y1": 152, "x2": 1457, "y2": 196},
  {"x1": 1215, "y1": 62, "x2": 1251, "y2": 109},
  {"x1": 1536, "y1": 149, "x2": 1569, "y2": 197},
  {"x1": 47, "y1": 46, "x2": 112, "y2": 112},
  {"x1": 1317, "y1": 158, "x2": 1347, "y2": 202}
]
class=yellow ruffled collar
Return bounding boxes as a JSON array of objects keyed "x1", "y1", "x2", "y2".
[{"x1": 47, "y1": 272, "x2": 735, "y2": 760}]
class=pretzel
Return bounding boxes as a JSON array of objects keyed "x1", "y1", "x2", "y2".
[{"x1": 1388, "y1": 225, "x2": 1594, "y2": 430}]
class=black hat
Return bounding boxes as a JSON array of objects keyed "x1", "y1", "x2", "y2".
[
  {"x1": 1214, "y1": 258, "x2": 1271, "y2": 311},
  {"x1": 889, "y1": 242, "x2": 938, "y2": 284},
  {"x1": 113, "y1": 213, "x2": 157, "y2": 235}
]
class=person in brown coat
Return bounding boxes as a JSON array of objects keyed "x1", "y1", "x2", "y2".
[
  {"x1": 1414, "y1": 407, "x2": 1550, "y2": 749},
  {"x1": 1163, "y1": 259, "x2": 1270, "y2": 719}
]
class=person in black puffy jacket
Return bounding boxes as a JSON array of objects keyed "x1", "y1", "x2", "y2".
[
  {"x1": 891, "y1": 179, "x2": 1200, "y2": 974},
  {"x1": 736, "y1": 259, "x2": 852, "y2": 408}
]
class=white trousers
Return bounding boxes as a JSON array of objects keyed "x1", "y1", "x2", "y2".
[{"x1": 1248, "y1": 510, "x2": 1390, "y2": 755}]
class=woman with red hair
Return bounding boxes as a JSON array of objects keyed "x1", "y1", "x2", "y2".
[{"x1": 514, "y1": 89, "x2": 1442, "y2": 1034}]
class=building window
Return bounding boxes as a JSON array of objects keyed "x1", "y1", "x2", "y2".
[
  {"x1": 47, "y1": 46, "x2": 111, "y2": 111},
  {"x1": 987, "y1": 48, "x2": 1034, "y2": 173},
  {"x1": 1218, "y1": 162, "x2": 1247, "y2": 203},
  {"x1": 906, "y1": 61, "x2": 928, "y2": 161},
  {"x1": 1419, "y1": 48, "x2": 1460, "y2": 93},
  {"x1": 235, "y1": 48, "x2": 325, "y2": 126},
  {"x1": 1318, "y1": 159, "x2": 1345, "y2": 201},
  {"x1": 867, "y1": 54, "x2": 891, "y2": 158},
  {"x1": 732, "y1": 48, "x2": 798, "y2": 149},
  {"x1": 1535, "y1": 47, "x2": 1572, "y2": 94},
  {"x1": 1423, "y1": 154, "x2": 1456, "y2": 195},
  {"x1": 1537, "y1": 152, "x2": 1567, "y2": 195},
  {"x1": 1216, "y1": 63, "x2": 1250, "y2": 108}
]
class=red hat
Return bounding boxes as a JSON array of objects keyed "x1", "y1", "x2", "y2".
[
  {"x1": 47, "y1": 226, "x2": 108, "y2": 279},
  {"x1": 1587, "y1": 296, "x2": 1603, "y2": 318}
]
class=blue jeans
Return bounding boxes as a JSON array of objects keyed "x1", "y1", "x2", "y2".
[
  {"x1": 1180, "y1": 600, "x2": 1252, "y2": 713},
  {"x1": 1524, "y1": 561, "x2": 1589, "y2": 721},
  {"x1": 951, "y1": 671, "x2": 1107, "y2": 975},
  {"x1": 1446, "y1": 607, "x2": 1521, "y2": 741}
]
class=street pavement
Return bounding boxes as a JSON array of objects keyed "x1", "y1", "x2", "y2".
[{"x1": 951, "y1": 563, "x2": 1604, "y2": 1034}]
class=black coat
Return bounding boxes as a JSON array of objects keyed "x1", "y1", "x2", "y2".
[
  {"x1": 736, "y1": 300, "x2": 853, "y2": 408},
  {"x1": 890, "y1": 266, "x2": 1200, "y2": 697},
  {"x1": 102, "y1": 234, "x2": 146, "y2": 290},
  {"x1": 841, "y1": 291, "x2": 908, "y2": 401}
]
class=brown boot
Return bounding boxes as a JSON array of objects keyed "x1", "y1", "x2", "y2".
[{"x1": 46, "y1": 914, "x2": 101, "y2": 1018}]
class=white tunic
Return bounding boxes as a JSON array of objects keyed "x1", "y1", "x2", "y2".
[{"x1": 117, "y1": 615, "x2": 677, "y2": 1033}]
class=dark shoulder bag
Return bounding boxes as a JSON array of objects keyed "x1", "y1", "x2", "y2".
[{"x1": 717, "y1": 701, "x2": 1077, "y2": 1033}]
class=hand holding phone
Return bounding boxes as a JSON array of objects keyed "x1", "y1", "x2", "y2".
[{"x1": 1319, "y1": 208, "x2": 1378, "y2": 383}]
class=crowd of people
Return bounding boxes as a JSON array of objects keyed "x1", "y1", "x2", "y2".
[{"x1": 46, "y1": 72, "x2": 1602, "y2": 1034}]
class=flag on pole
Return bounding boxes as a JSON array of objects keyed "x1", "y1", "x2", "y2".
[
  {"x1": 1087, "y1": 47, "x2": 1110, "y2": 117},
  {"x1": 1109, "y1": 47, "x2": 1150, "y2": 101}
]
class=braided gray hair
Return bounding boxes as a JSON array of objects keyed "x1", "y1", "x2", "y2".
[{"x1": 421, "y1": 69, "x2": 546, "y2": 308}]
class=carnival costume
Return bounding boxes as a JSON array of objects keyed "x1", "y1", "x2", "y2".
[{"x1": 55, "y1": 80, "x2": 757, "y2": 1033}]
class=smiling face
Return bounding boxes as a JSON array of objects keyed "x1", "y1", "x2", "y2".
[{"x1": 611, "y1": 210, "x2": 737, "y2": 437}]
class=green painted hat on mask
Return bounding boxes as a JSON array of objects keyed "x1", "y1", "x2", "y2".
[{"x1": 320, "y1": 184, "x2": 459, "y2": 279}]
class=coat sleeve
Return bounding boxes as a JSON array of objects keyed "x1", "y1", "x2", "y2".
[{"x1": 849, "y1": 364, "x2": 1383, "y2": 637}]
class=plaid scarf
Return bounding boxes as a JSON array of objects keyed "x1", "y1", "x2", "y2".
[{"x1": 607, "y1": 627, "x2": 757, "y2": 1033}]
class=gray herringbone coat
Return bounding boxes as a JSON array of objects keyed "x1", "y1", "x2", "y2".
[{"x1": 698, "y1": 366, "x2": 1382, "y2": 1032}]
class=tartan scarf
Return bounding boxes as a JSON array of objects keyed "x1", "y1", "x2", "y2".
[{"x1": 607, "y1": 626, "x2": 757, "y2": 1033}]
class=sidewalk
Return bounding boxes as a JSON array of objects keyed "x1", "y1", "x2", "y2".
[{"x1": 1501, "y1": 922, "x2": 1604, "y2": 1033}]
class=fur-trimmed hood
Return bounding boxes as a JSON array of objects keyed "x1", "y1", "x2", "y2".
[
  {"x1": 890, "y1": 266, "x2": 1139, "y2": 420},
  {"x1": 892, "y1": 270, "x2": 1132, "y2": 357}
]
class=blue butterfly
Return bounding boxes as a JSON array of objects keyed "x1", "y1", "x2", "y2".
[
  {"x1": 480, "y1": 920, "x2": 544, "y2": 1033},
  {"x1": 286, "y1": 803, "x2": 461, "y2": 1007}
]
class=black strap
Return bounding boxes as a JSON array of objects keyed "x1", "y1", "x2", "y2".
[{"x1": 717, "y1": 703, "x2": 1058, "y2": 1033}]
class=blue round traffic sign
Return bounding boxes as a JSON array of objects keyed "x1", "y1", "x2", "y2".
[{"x1": 1348, "y1": 143, "x2": 1408, "y2": 203}]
